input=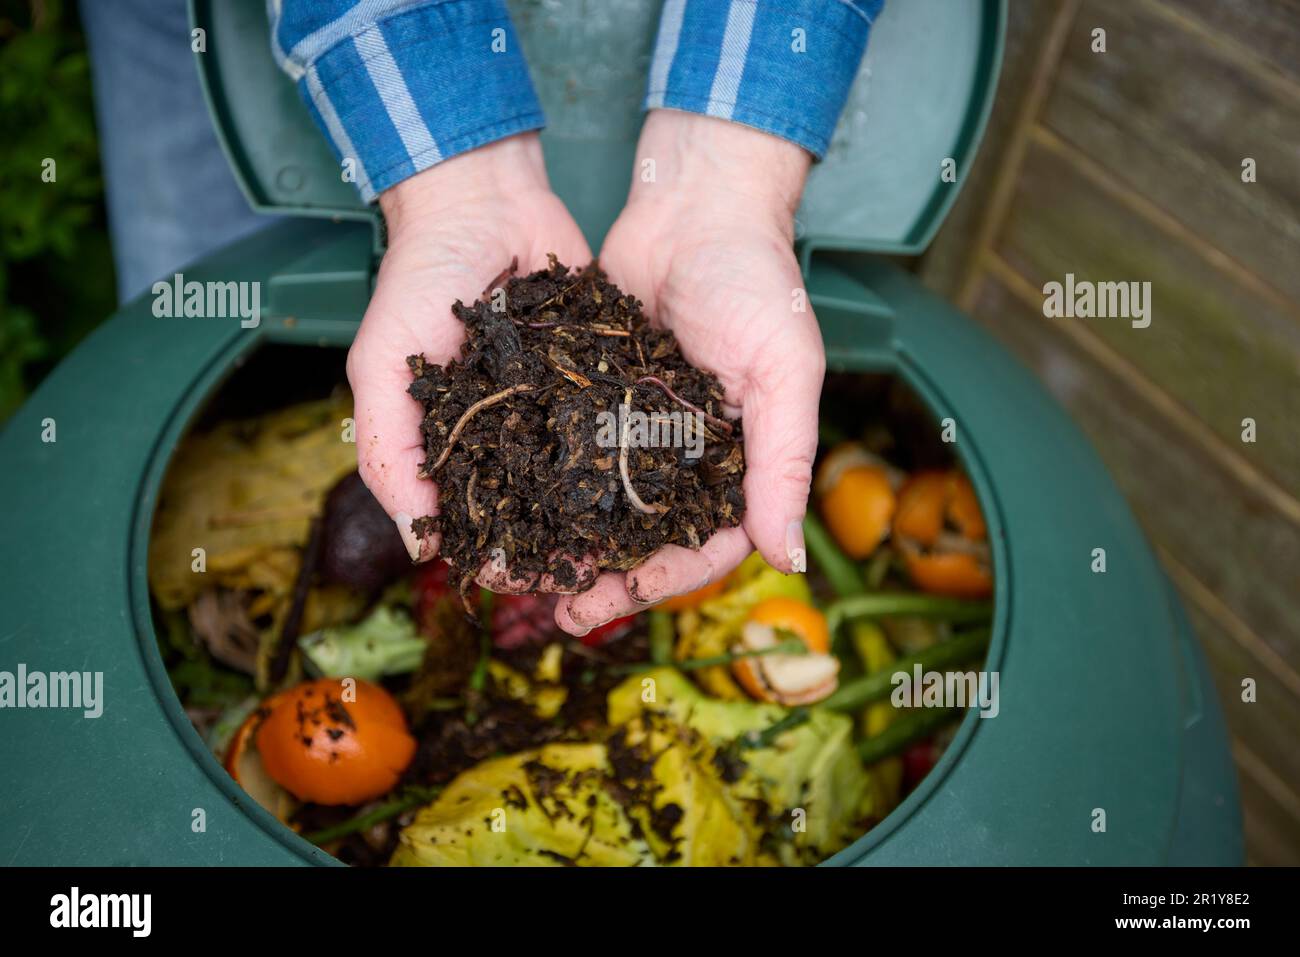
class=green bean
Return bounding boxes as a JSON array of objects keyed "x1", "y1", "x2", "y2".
[
  {"x1": 465, "y1": 590, "x2": 496, "y2": 725},
  {"x1": 821, "y1": 627, "x2": 991, "y2": 713},
  {"x1": 863, "y1": 548, "x2": 893, "y2": 590},
  {"x1": 802, "y1": 511, "x2": 865, "y2": 598},
  {"x1": 825, "y1": 592, "x2": 992, "y2": 633},
  {"x1": 857, "y1": 706, "x2": 958, "y2": 765},
  {"x1": 737, "y1": 707, "x2": 811, "y2": 750},
  {"x1": 648, "y1": 610, "x2": 674, "y2": 665},
  {"x1": 611, "y1": 638, "x2": 807, "y2": 675},
  {"x1": 303, "y1": 786, "x2": 442, "y2": 845}
]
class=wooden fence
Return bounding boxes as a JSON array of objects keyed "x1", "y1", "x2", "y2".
[{"x1": 920, "y1": 0, "x2": 1300, "y2": 864}]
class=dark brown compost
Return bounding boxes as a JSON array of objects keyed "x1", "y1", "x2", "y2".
[{"x1": 407, "y1": 256, "x2": 745, "y2": 596}]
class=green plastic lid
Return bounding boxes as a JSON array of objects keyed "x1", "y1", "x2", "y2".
[{"x1": 194, "y1": 0, "x2": 1004, "y2": 251}]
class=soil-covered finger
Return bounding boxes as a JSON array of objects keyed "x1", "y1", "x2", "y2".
[
  {"x1": 474, "y1": 561, "x2": 538, "y2": 594},
  {"x1": 559, "y1": 572, "x2": 640, "y2": 633},
  {"x1": 538, "y1": 552, "x2": 597, "y2": 593},
  {"x1": 626, "y1": 527, "x2": 752, "y2": 605}
]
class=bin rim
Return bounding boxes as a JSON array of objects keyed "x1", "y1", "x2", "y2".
[{"x1": 125, "y1": 311, "x2": 1010, "y2": 868}]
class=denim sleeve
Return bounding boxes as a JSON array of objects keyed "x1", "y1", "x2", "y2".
[
  {"x1": 269, "y1": 0, "x2": 545, "y2": 202},
  {"x1": 644, "y1": 0, "x2": 884, "y2": 159}
]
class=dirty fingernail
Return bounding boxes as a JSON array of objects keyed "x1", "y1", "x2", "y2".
[
  {"x1": 639, "y1": 569, "x2": 708, "y2": 606},
  {"x1": 572, "y1": 605, "x2": 611, "y2": 629},
  {"x1": 394, "y1": 512, "x2": 421, "y2": 562},
  {"x1": 786, "y1": 519, "x2": 807, "y2": 574},
  {"x1": 556, "y1": 600, "x2": 591, "y2": 638},
  {"x1": 627, "y1": 563, "x2": 667, "y2": 605}
]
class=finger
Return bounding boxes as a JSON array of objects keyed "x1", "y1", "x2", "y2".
[
  {"x1": 348, "y1": 340, "x2": 442, "y2": 562},
  {"x1": 739, "y1": 322, "x2": 825, "y2": 574},
  {"x1": 592, "y1": 252, "x2": 652, "y2": 316},
  {"x1": 553, "y1": 594, "x2": 586, "y2": 637},
  {"x1": 475, "y1": 562, "x2": 538, "y2": 594},
  {"x1": 538, "y1": 553, "x2": 598, "y2": 594},
  {"x1": 625, "y1": 528, "x2": 753, "y2": 605},
  {"x1": 555, "y1": 572, "x2": 637, "y2": 635}
]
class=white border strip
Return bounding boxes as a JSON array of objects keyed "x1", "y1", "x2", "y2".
[
  {"x1": 305, "y1": 64, "x2": 375, "y2": 200},
  {"x1": 705, "y1": 0, "x2": 756, "y2": 119},
  {"x1": 646, "y1": 0, "x2": 688, "y2": 108},
  {"x1": 353, "y1": 25, "x2": 442, "y2": 166}
]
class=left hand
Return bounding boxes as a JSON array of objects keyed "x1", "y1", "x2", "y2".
[
  {"x1": 554, "y1": 111, "x2": 825, "y2": 636},
  {"x1": 346, "y1": 133, "x2": 592, "y2": 592}
]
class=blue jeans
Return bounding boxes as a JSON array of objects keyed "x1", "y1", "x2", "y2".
[{"x1": 81, "y1": 0, "x2": 273, "y2": 303}]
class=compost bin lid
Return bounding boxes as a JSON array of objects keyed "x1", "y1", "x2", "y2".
[{"x1": 193, "y1": 0, "x2": 1003, "y2": 253}]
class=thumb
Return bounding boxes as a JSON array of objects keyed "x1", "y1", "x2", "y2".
[
  {"x1": 738, "y1": 322, "x2": 825, "y2": 574},
  {"x1": 347, "y1": 344, "x2": 442, "y2": 563}
]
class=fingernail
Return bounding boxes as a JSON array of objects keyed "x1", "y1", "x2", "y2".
[
  {"x1": 572, "y1": 605, "x2": 613, "y2": 629},
  {"x1": 633, "y1": 567, "x2": 709, "y2": 606},
  {"x1": 627, "y1": 562, "x2": 668, "y2": 605},
  {"x1": 394, "y1": 512, "x2": 421, "y2": 561},
  {"x1": 786, "y1": 519, "x2": 807, "y2": 574},
  {"x1": 627, "y1": 583, "x2": 654, "y2": 606},
  {"x1": 556, "y1": 600, "x2": 591, "y2": 638}
]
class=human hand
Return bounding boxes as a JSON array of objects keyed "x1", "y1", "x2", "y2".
[
  {"x1": 554, "y1": 111, "x2": 824, "y2": 635},
  {"x1": 348, "y1": 133, "x2": 591, "y2": 587}
]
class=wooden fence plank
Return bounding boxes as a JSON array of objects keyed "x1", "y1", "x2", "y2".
[
  {"x1": 1232, "y1": 740, "x2": 1300, "y2": 866},
  {"x1": 1182, "y1": 598, "x2": 1300, "y2": 829},
  {"x1": 995, "y1": 142, "x2": 1300, "y2": 494},
  {"x1": 1236, "y1": 762, "x2": 1300, "y2": 866},
  {"x1": 969, "y1": 274, "x2": 1300, "y2": 681},
  {"x1": 919, "y1": 0, "x2": 1062, "y2": 293},
  {"x1": 1159, "y1": 0, "x2": 1300, "y2": 88},
  {"x1": 1044, "y1": 0, "x2": 1300, "y2": 303},
  {"x1": 955, "y1": 0, "x2": 1083, "y2": 308}
]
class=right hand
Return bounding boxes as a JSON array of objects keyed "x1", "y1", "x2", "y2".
[
  {"x1": 554, "y1": 112, "x2": 824, "y2": 636},
  {"x1": 348, "y1": 133, "x2": 591, "y2": 588}
]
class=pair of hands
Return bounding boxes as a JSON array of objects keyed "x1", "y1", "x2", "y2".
[{"x1": 349, "y1": 111, "x2": 825, "y2": 636}]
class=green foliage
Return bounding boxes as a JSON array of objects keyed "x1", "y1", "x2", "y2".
[{"x1": 0, "y1": 0, "x2": 116, "y2": 421}]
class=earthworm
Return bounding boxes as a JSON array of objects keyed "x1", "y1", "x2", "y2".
[
  {"x1": 634, "y1": 375, "x2": 734, "y2": 435},
  {"x1": 618, "y1": 387, "x2": 669, "y2": 516},
  {"x1": 422, "y1": 383, "x2": 535, "y2": 476}
]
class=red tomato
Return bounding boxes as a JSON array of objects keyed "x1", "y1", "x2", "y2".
[{"x1": 581, "y1": 614, "x2": 637, "y2": 647}]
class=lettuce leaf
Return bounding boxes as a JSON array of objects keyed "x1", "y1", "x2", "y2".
[
  {"x1": 608, "y1": 668, "x2": 874, "y2": 865},
  {"x1": 299, "y1": 605, "x2": 425, "y2": 682},
  {"x1": 390, "y1": 743, "x2": 654, "y2": 867}
]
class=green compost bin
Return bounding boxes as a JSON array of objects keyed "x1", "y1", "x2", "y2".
[{"x1": 0, "y1": 0, "x2": 1241, "y2": 866}]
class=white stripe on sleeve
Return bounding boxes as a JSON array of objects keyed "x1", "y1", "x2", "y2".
[
  {"x1": 706, "y1": 0, "x2": 757, "y2": 120},
  {"x1": 353, "y1": 25, "x2": 442, "y2": 166},
  {"x1": 305, "y1": 63, "x2": 376, "y2": 201},
  {"x1": 646, "y1": 0, "x2": 687, "y2": 108}
]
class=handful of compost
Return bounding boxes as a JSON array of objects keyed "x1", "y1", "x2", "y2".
[{"x1": 408, "y1": 257, "x2": 745, "y2": 604}]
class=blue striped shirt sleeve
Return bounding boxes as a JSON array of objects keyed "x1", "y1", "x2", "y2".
[
  {"x1": 269, "y1": 0, "x2": 545, "y2": 202},
  {"x1": 645, "y1": 0, "x2": 884, "y2": 159}
]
